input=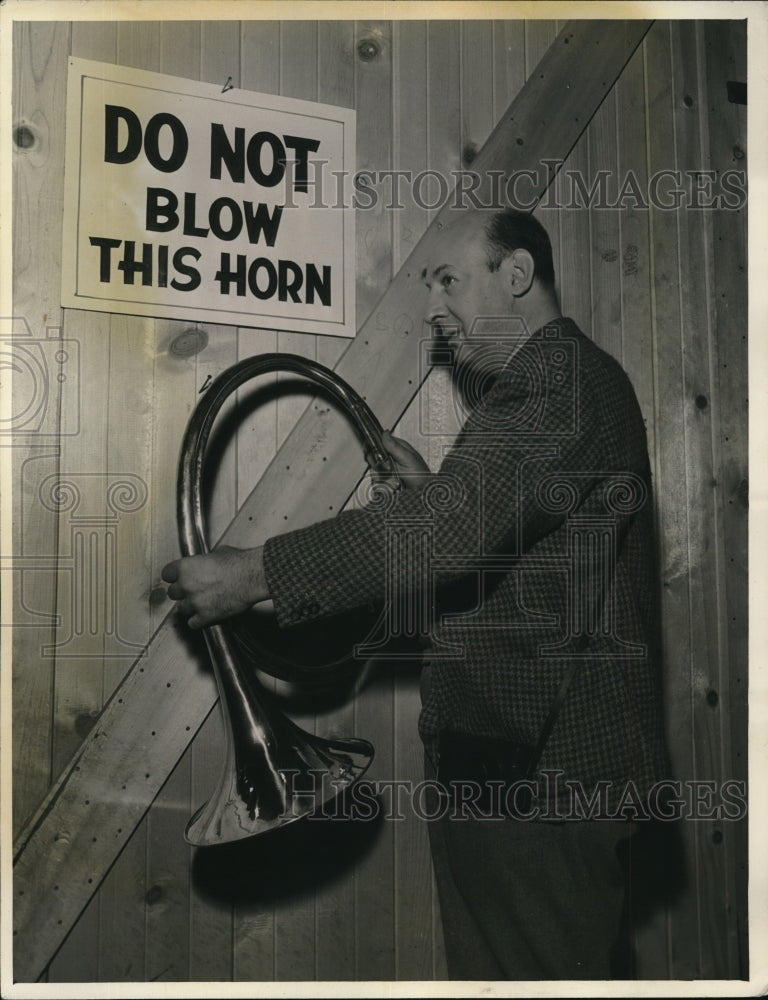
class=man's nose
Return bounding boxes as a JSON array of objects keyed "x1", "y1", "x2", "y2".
[{"x1": 426, "y1": 287, "x2": 447, "y2": 326}]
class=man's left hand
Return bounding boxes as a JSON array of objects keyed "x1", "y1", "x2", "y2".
[
  {"x1": 161, "y1": 545, "x2": 268, "y2": 629},
  {"x1": 377, "y1": 430, "x2": 431, "y2": 489}
]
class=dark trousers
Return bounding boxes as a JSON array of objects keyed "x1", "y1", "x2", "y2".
[{"x1": 427, "y1": 807, "x2": 633, "y2": 980}]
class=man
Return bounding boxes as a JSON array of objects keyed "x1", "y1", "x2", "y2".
[{"x1": 163, "y1": 209, "x2": 668, "y2": 980}]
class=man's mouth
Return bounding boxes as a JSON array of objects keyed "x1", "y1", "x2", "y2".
[{"x1": 431, "y1": 322, "x2": 462, "y2": 341}]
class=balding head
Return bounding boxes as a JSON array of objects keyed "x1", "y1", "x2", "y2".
[{"x1": 420, "y1": 209, "x2": 561, "y2": 345}]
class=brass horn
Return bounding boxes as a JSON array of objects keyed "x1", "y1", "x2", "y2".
[{"x1": 177, "y1": 353, "x2": 392, "y2": 846}]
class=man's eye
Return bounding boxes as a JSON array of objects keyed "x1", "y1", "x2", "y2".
[{"x1": 441, "y1": 275, "x2": 456, "y2": 288}]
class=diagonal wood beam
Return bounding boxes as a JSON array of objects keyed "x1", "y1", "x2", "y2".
[{"x1": 12, "y1": 19, "x2": 652, "y2": 982}]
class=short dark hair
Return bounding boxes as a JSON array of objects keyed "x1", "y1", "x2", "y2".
[{"x1": 483, "y1": 210, "x2": 556, "y2": 288}]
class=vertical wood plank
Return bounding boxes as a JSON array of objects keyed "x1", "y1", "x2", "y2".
[
  {"x1": 235, "y1": 18, "x2": 282, "y2": 514},
  {"x1": 144, "y1": 749, "x2": 193, "y2": 984},
  {"x1": 186, "y1": 18, "x2": 244, "y2": 984},
  {"x1": 271, "y1": 19, "x2": 321, "y2": 984},
  {"x1": 492, "y1": 20, "x2": 526, "y2": 124},
  {"x1": 461, "y1": 21, "x2": 495, "y2": 165},
  {"x1": 643, "y1": 20, "x2": 700, "y2": 980},
  {"x1": 82, "y1": 18, "x2": 157, "y2": 987},
  {"x1": 314, "y1": 20, "x2": 359, "y2": 982},
  {"x1": 44, "y1": 16, "x2": 111, "y2": 985},
  {"x1": 666, "y1": 20, "x2": 736, "y2": 980},
  {"x1": 354, "y1": 19, "x2": 394, "y2": 330},
  {"x1": 143, "y1": 20, "x2": 202, "y2": 984},
  {"x1": 613, "y1": 30, "x2": 670, "y2": 981},
  {"x1": 99, "y1": 309, "x2": 156, "y2": 776},
  {"x1": 701, "y1": 17, "x2": 748, "y2": 979},
  {"x1": 11, "y1": 21, "x2": 69, "y2": 333},
  {"x1": 10, "y1": 18, "x2": 71, "y2": 842},
  {"x1": 616, "y1": 36, "x2": 657, "y2": 470},
  {"x1": 38, "y1": 21, "x2": 154, "y2": 985},
  {"x1": 527, "y1": 20, "x2": 562, "y2": 279},
  {"x1": 586, "y1": 82, "x2": 622, "y2": 361},
  {"x1": 352, "y1": 16, "x2": 396, "y2": 982},
  {"x1": 554, "y1": 73, "x2": 593, "y2": 331},
  {"x1": 98, "y1": 826, "x2": 148, "y2": 982},
  {"x1": 231, "y1": 18, "x2": 281, "y2": 983},
  {"x1": 390, "y1": 17, "x2": 436, "y2": 983}
]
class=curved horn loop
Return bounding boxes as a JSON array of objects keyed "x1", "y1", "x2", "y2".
[{"x1": 178, "y1": 353, "x2": 390, "y2": 846}]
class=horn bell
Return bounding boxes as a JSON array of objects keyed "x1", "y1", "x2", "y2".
[{"x1": 184, "y1": 626, "x2": 374, "y2": 847}]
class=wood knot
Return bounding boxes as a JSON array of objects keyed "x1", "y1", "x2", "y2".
[
  {"x1": 357, "y1": 39, "x2": 380, "y2": 62},
  {"x1": 13, "y1": 122, "x2": 38, "y2": 150},
  {"x1": 145, "y1": 884, "x2": 163, "y2": 905},
  {"x1": 169, "y1": 328, "x2": 208, "y2": 357}
]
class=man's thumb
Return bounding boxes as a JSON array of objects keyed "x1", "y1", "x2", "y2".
[{"x1": 382, "y1": 430, "x2": 411, "y2": 459}]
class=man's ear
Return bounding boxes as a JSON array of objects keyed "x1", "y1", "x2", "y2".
[{"x1": 500, "y1": 248, "x2": 536, "y2": 296}]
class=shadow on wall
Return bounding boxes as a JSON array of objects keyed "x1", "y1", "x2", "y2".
[
  {"x1": 611, "y1": 817, "x2": 688, "y2": 978},
  {"x1": 191, "y1": 797, "x2": 386, "y2": 905}
]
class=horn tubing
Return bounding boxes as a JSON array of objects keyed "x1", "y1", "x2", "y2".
[
  {"x1": 178, "y1": 352, "x2": 392, "y2": 560},
  {"x1": 175, "y1": 353, "x2": 380, "y2": 844}
]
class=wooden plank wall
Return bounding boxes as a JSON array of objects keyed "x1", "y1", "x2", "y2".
[{"x1": 10, "y1": 17, "x2": 748, "y2": 984}]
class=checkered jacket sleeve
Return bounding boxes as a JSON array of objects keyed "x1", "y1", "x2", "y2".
[{"x1": 263, "y1": 320, "x2": 651, "y2": 629}]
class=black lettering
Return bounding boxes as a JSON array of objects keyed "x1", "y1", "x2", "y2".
[
  {"x1": 246, "y1": 131, "x2": 286, "y2": 188},
  {"x1": 117, "y1": 241, "x2": 153, "y2": 286},
  {"x1": 283, "y1": 134, "x2": 321, "y2": 192},
  {"x1": 104, "y1": 105, "x2": 142, "y2": 164},
  {"x1": 146, "y1": 188, "x2": 179, "y2": 232},
  {"x1": 182, "y1": 192, "x2": 209, "y2": 238},
  {"x1": 305, "y1": 263, "x2": 331, "y2": 306},
  {"x1": 278, "y1": 259, "x2": 303, "y2": 302},
  {"x1": 171, "y1": 247, "x2": 201, "y2": 291},
  {"x1": 89, "y1": 236, "x2": 122, "y2": 281},
  {"x1": 243, "y1": 202, "x2": 283, "y2": 246},
  {"x1": 209, "y1": 197, "x2": 243, "y2": 241},
  {"x1": 144, "y1": 113, "x2": 188, "y2": 173},
  {"x1": 157, "y1": 244, "x2": 169, "y2": 288},
  {"x1": 210, "y1": 123, "x2": 245, "y2": 182},
  {"x1": 215, "y1": 252, "x2": 247, "y2": 296},
  {"x1": 248, "y1": 258, "x2": 277, "y2": 299}
]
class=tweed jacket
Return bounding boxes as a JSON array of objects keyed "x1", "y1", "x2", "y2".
[{"x1": 263, "y1": 318, "x2": 669, "y2": 805}]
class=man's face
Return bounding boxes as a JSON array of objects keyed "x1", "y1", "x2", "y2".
[
  {"x1": 421, "y1": 218, "x2": 517, "y2": 386},
  {"x1": 421, "y1": 219, "x2": 512, "y2": 342}
]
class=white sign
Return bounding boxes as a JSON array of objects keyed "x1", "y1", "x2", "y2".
[{"x1": 62, "y1": 58, "x2": 356, "y2": 337}]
